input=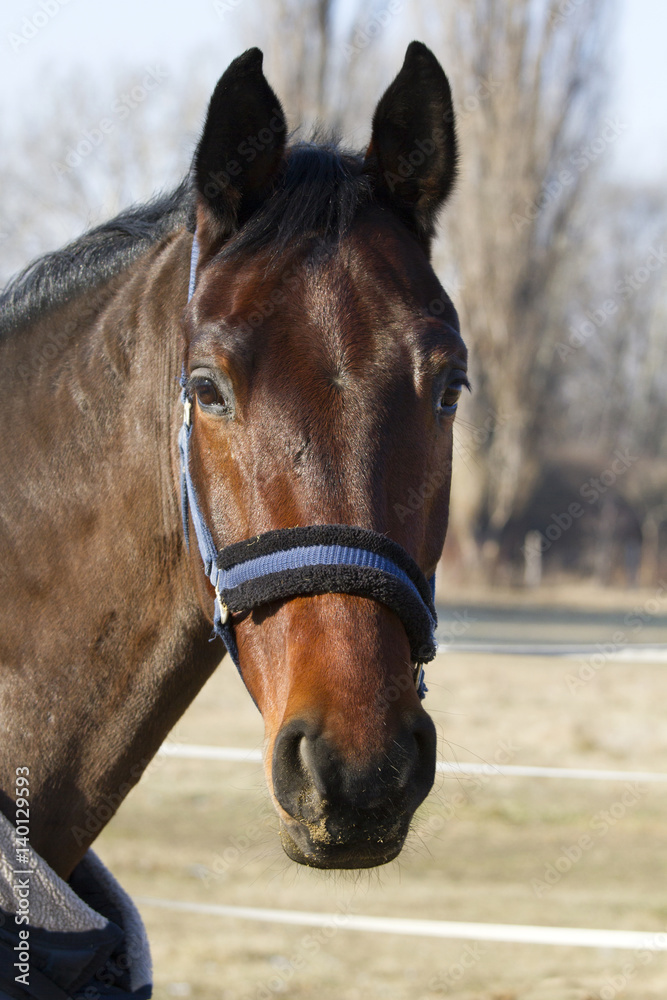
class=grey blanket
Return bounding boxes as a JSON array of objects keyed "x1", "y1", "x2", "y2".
[{"x1": 0, "y1": 812, "x2": 152, "y2": 998}]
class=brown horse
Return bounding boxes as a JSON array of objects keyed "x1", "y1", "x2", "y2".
[{"x1": 0, "y1": 39, "x2": 464, "y2": 914}]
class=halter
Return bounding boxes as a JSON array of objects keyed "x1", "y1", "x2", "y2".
[{"x1": 178, "y1": 235, "x2": 436, "y2": 697}]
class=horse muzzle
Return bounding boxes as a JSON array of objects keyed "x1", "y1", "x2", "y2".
[{"x1": 270, "y1": 713, "x2": 437, "y2": 869}]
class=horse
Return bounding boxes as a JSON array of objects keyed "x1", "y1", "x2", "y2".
[{"x1": 0, "y1": 42, "x2": 466, "y2": 997}]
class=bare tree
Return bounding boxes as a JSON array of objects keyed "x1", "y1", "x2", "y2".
[
  {"x1": 0, "y1": 62, "x2": 212, "y2": 288},
  {"x1": 423, "y1": 0, "x2": 616, "y2": 569},
  {"x1": 557, "y1": 183, "x2": 666, "y2": 454},
  {"x1": 236, "y1": 0, "x2": 388, "y2": 135},
  {"x1": 554, "y1": 181, "x2": 667, "y2": 583}
]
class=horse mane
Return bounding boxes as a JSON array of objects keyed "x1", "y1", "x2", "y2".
[
  {"x1": 0, "y1": 181, "x2": 192, "y2": 337},
  {"x1": 0, "y1": 138, "x2": 373, "y2": 337}
]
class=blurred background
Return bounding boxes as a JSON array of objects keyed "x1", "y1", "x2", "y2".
[
  {"x1": 1, "y1": 0, "x2": 666, "y2": 592},
  {"x1": 3, "y1": 3, "x2": 667, "y2": 999}
]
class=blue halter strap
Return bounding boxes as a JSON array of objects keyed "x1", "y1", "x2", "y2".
[{"x1": 178, "y1": 235, "x2": 436, "y2": 697}]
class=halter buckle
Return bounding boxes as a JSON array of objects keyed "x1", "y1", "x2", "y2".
[
  {"x1": 215, "y1": 583, "x2": 229, "y2": 624},
  {"x1": 414, "y1": 663, "x2": 424, "y2": 693},
  {"x1": 183, "y1": 396, "x2": 192, "y2": 428}
]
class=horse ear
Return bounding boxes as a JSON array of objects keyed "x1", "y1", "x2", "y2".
[
  {"x1": 193, "y1": 48, "x2": 287, "y2": 243},
  {"x1": 364, "y1": 41, "x2": 458, "y2": 248}
]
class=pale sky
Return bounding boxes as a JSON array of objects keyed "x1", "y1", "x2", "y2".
[
  {"x1": 612, "y1": 0, "x2": 667, "y2": 180},
  {"x1": 0, "y1": 0, "x2": 665, "y2": 184}
]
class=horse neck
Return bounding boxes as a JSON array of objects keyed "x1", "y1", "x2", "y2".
[{"x1": 0, "y1": 229, "x2": 220, "y2": 879}]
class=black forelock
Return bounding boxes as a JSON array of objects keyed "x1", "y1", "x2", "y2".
[
  {"x1": 218, "y1": 139, "x2": 372, "y2": 262},
  {"x1": 0, "y1": 138, "x2": 373, "y2": 336}
]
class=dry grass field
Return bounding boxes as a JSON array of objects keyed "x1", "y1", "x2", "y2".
[{"x1": 94, "y1": 588, "x2": 667, "y2": 999}]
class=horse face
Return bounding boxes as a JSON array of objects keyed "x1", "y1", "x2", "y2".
[{"x1": 182, "y1": 44, "x2": 464, "y2": 868}]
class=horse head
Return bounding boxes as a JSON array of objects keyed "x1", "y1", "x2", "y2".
[{"x1": 182, "y1": 43, "x2": 466, "y2": 869}]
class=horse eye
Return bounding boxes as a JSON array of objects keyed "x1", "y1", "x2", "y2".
[
  {"x1": 186, "y1": 369, "x2": 235, "y2": 418},
  {"x1": 437, "y1": 373, "x2": 469, "y2": 416},
  {"x1": 194, "y1": 378, "x2": 222, "y2": 408},
  {"x1": 439, "y1": 385, "x2": 462, "y2": 411}
]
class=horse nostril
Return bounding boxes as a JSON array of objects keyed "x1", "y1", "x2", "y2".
[
  {"x1": 272, "y1": 719, "x2": 322, "y2": 820},
  {"x1": 296, "y1": 731, "x2": 327, "y2": 797},
  {"x1": 273, "y1": 712, "x2": 437, "y2": 824},
  {"x1": 409, "y1": 712, "x2": 437, "y2": 805}
]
